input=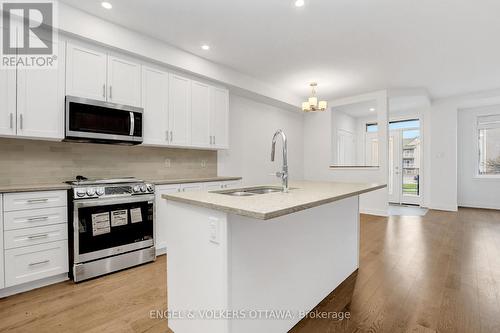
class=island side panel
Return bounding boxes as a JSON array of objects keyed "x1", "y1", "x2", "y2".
[
  {"x1": 165, "y1": 200, "x2": 230, "y2": 333},
  {"x1": 228, "y1": 196, "x2": 360, "y2": 333}
]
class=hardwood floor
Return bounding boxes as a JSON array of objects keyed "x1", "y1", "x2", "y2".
[{"x1": 1, "y1": 208, "x2": 499, "y2": 333}]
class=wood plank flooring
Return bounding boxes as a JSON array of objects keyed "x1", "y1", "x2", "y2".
[{"x1": 1, "y1": 208, "x2": 499, "y2": 333}]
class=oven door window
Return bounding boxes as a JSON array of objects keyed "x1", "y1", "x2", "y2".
[{"x1": 77, "y1": 201, "x2": 153, "y2": 255}]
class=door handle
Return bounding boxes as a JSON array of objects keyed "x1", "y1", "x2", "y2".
[
  {"x1": 129, "y1": 112, "x2": 135, "y2": 136},
  {"x1": 29, "y1": 259, "x2": 50, "y2": 266},
  {"x1": 27, "y1": 216, "x2": 49, "y2": 222},
  {"x1": 27, "y1": 198, "x2": 48, "y2": 203},
  {"x1": 28, "y1": 233, "x2": 49, "y2": 240}
]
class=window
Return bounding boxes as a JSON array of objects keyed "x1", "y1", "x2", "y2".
[{"x1": 478, "y1": 114, "x2": 500, "y2": 175}]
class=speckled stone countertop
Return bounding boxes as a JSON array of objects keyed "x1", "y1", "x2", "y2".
[
  {"x1": 162, "y1": 181, "x2": 386, "y2": 220},
  {"x1": 0, "y1": 177, "x2": 242, "y2": 194}
]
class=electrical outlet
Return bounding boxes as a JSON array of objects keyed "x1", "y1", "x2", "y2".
[
  {"x1": 201, "y1": 160, "x2": 207, "y2": 168},
  {"x1": 164, "y1": 158, "x2": 171, "y2": 168},
  {"x1": 208, "y1": 217, "x2": 220, "y2": 244}
]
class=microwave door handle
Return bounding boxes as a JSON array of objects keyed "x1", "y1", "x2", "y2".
[{"x1": 129, "y1": 112, "x2": 135, "y2": 136}]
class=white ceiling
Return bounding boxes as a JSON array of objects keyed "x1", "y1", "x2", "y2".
[{"x1": 60, "y1": 0, "x2": 500, "y2": 101}]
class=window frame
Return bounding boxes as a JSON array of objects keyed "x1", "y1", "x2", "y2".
[{"x1": 474, "y1": 113, "x2": 500, "y2": 179}]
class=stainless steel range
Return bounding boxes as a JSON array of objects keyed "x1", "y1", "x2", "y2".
[{"x1": 67, "y1": 176, "x2": 155, "y2": 282}]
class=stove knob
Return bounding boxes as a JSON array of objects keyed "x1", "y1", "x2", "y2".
[
  {"x1": 87, "y1": 187, "x2": 96, "y2": 196},
  {"x1": 147, "y1": 184, "x2": 154, "y2": 192},
  {"x1": 96, "y1": 188, "x2": 105, "y2": 196},
  {"x1": 76, "y1": 189, "x2": 86, "y2": 198},
  {"x1": 140, "y1": 185, "x2": 147, "y2": 192},
  {"x1": 133, "y1": 185, "x2": 141, "y2": 193}
]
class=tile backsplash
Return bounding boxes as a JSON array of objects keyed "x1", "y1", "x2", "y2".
[{"x1": 0, "y1": 138, "x2": 217, "y2": 185}]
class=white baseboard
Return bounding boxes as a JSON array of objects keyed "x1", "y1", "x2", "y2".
[
  {"x1": 458, "y1": 203, "x2": 500, "y2": 210},
  {"x1": 0, "y1": 273, "x2": 69, "y2": 298},
  {"x1": 428, "y1": 204, "x2": 458, "y2": 212},
  {"x1": 360, "y1": 208, "x2": 388, "y2": 217},
  {"x1": 156, "y1": 246, "x2": 167, "y2": 256}
]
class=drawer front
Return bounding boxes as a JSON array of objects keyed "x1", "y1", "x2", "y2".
[
  {"x1": 4, "y1": 223, "x2": 68, "y2": 249},
  {"x1": 4, "y1": 206, "x2": 68, "y2": 230},
  {"x1": 4, "y1": 240, "x2": 68, "y2": 287},
  {"x1": 221, "y1": 180, "x2": 241, "y2": 189},
  {"x1": 3, "y1": 190, "x2": 67, "y2": 211},
  {"x1": 204, "y1": 182, "x2": 222, "y2": 191}
]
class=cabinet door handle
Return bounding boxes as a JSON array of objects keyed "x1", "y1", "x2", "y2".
[
  {"x1": 109, "y1": 86, "x2": 112, "y2": 99},
  {"x1": 29, "y1": 259, "x2": 50, "y2": 266},
  {"x1": 102, "y1": 84, "x2": 106, "y2": 98},
  {"x1": 27, "y1": 198, "x2": 49, "y2": 203},
  {"x1": 170, "y1": 131, "x2": 173, "y2": 142},
  {"x1": 213, "y1": 135, "x2": 215, "y2": 145},
  {"x1": 27, "y1": 216, "x2": 49, "y2": 222},
  {"x1": 166, "y1": 131, "x2": 169, "y2": 142},
  {"x1": 9, "y1": 113, "x2": 13, "y2": 129},
  {"x1": 19, "y1": 114, "x2": 23, "y2": 130},
  {"x1": 28, "y1": 233, "x2": 49, "y2": 240}
]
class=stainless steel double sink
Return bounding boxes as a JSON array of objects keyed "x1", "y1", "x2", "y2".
[{"x1": 214, "y1": 186, "x2": 291, "y2": 197}]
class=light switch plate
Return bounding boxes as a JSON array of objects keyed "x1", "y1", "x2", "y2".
[{"x1": 208, "y1": 217, "x2": 220, "y2": 244}]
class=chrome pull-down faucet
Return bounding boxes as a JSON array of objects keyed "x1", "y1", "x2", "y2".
[{"x1": 271, "y1": 129, "x2": 289, "y2": 192}]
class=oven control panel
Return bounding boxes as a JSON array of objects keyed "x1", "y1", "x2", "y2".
[{"x1": 73, "y1": 183, "x2": 154, "y2": 199}]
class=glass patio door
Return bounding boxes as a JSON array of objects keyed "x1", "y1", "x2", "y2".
[{"x1": 388, "y1": 120, "x2": 422, "y2": 205}]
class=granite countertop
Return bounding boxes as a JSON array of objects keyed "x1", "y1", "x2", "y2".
[
  {"x1": 162, "y1": 180, "x2": 387, "y2": 220},
  {"x1": 0, "y1": 176, "x2": 242, "y2": 194}
]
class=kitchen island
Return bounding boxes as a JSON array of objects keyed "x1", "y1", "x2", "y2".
[{"x1": 162, "y1": 181, "x2": 386, "y2": 333}]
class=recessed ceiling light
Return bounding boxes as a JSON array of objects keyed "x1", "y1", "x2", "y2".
[
  {"x1": 101, "y1": 2, "x2": 112, "y2": 10},
  {"x1": 201, "y1": 44, "x2": 210, "y2": 51},
  {"x1": 369, "y1": 107, "x2": 376, "y2": 112},
  {"x1": 294, "y1": 0, "x2": 305, "y2": 7}
]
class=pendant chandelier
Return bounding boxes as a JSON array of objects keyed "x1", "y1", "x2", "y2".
[{"x1": 302, "y1": 82, "x2": 327, "y2": 112}]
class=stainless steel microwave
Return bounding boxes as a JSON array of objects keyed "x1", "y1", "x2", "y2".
[{"x1": 65, "y1": 96, "x2": 144, "y2": 145}]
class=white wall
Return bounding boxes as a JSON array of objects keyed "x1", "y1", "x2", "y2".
[
  {"x1": 218, "y1": 95, "x2": 304, "y2": 185},
  {"x1": 458, "y1": 105, "x2": 500, "y2": 210},
  {"x1": 427, "y1": 89, "x2": 500, "y2": 211},
  {"x1": 303, "y1": 91, "x2": 389, "y2": 216}
]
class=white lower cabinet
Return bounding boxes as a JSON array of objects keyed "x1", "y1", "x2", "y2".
[
  {"x1": 203, "y1": 180, "x2": 242, "y2": 191},
  {"x1": 155, "y1": 184, "x2": 181, "y2": 254},
  {"x1": 1, "y1": 190, "x2": 68, "y2": 291},
  {"x1": 4, "y1": 240, "x2": 68, "y2": 287},
  {"x1": 180, "y1": 182, "x2": 204, "y2": 192},
  {"x1": 0, "y1": 194, "x2": 4, "y2": 289}
]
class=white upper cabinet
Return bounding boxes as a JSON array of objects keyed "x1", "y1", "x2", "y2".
[
  {"x1": 168, "y1": 74, "x2": 191, "y2": 146},
  {"x1": 66, "y1": 42, "x2": 107, "y2": 101},
  {"x1": 107, "y1": 56, "x2": 141, "y2": 107},
  {"x1": 191, "y1": 80, "x2": 211, "y2": 147},
  {"x1": 16, "y1": 41, "x2": 65, "y2": 139},
  {"x1": 210, "y1": 87, "x2": 229, "y2": 149},
  {"x1": 0, "y1": 68, "x2": 16, "y2": 137},
  {"x1": 142, "y1": 66, "x2": 169, "y2": 146},
  {"x1": 66, "y1": 42, "x2": 141, "y2": 107}
]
